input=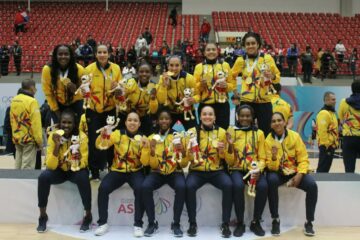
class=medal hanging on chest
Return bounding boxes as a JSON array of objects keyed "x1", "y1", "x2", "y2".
[
  {"x1": 59, "y1": 69, "x2": 70, "y2": 86},
  {"x1": 245, "y1": 55, "x2": 258, "y2": 85}
]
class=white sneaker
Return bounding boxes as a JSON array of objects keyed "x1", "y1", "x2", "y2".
[
  {"x1": 134, "y1": 226, "x2": 144, "y2": 237},
  {"x1": 94, "y1": 223, "x2": 109, "y2": 236}
]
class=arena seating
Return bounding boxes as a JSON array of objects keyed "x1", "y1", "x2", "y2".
[
  {"x1": 213, "y1": 11, "x2": 360, "y2": 75},
  {"x1": 0, "y1": 2, "x2": 200, "y2": 73}
]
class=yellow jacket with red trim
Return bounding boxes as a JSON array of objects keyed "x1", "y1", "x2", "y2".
[
  {"x1": 95, "y1": 130, "x2": 143, "y2": 173},
  {"x1": 265, "y1": 130, "x2": 309, "y2": 175},
  {"x1": 232, "y1": 53, "x2": 280, "y2": 103},
  {"x1": 122, "y1": 78, "x2": 158, "y2": 117},
  {"x1": 316, "y1": 109, "x2": 339, "y2": 148},
  {"x1": 225, "y1": 127, "x2": 266, "y2": 172},
  {"x1": 271, "y1": 95, "x2": 293, "y2": 123},
  {"x1": 338, "y1": 98, "x2": 360, "y2": 136},
  {"x1": 79, "y1": 113, "x2": 88, "y2": 136},
  {"x1": 193, "y1": 61, "x2": 235, "y2": 104},
  {"x1": 157, "y1": 71, "x2": 197, "y2": 113},
  {"x1": 46, "y1": 132, "x2": 88, "y2": 171},
  {"x1": 10, "y1": 92, "x2": 43, "y2": 147},
  {"x1": 85, "y1": 62, "x2": 122, "y2": 113},
  {"x1": 187, "y1": 126, "x2": 227, "y2": 171},
  {"x1": 140, "y1": 132, "x2": 189, "y2": 175},
  {"x1": 41, "y1": 64, "x2": 84, "y2": 111}
]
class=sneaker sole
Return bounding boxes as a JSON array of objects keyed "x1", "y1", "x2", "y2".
[
  {"x1": 37, "y1": 228, "x2": 48, "y2": 233},
  {"x1": 144, "y1": 228, "x2": 158, "y2": 237},
  {"x1": 271, "y1": 232, "x2": 281, "y2": 236},
  {"x1": 303, "y1": 229, "x2": 315, "y2": 237},
  {"x1": 187, "y1": 233, "x2": 197, "y2": 237},
  {"x1": 80, "y1": 226, "x2": 92, "y2": 233},
  {"x1": 94, "y1": 230, "x2": 108, "y2": 236}
]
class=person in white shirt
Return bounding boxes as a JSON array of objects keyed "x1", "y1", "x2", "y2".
[
  {"x1": 122, "y1": 62, "x2": 136, "y2": 80},
  {"x1": 135, "y1": 35, "x2": 148, "y2": 57},
  {"x1": 335, "y1": 39, "x2": 346, "y2": 62}
]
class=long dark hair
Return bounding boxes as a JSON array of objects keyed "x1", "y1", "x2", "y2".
[
  {"x1": 241, "y1": 32, "x2": 262, "y2": 48},
  {"x1": 50, "y1": 44, "x2": 79, "y2": 90}
]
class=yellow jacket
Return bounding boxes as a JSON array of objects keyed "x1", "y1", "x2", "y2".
[
  {"x1": 85, "y1": 62, "x2": 122, "y2": 113},
  {"x1": 338, "y1": 98, "x2": 360, "y2": 136},
  {"x1": 46, "y1": 132, "x2": 88, "y2": 171},
  {"x1": 271, "y1": 95, "x2": 293, "y2": 123},
  {"x1": 157, "y1": 71, "x2": 197, "y2": 113},
  {"x1": 187, "y1": 126, "x2": 227, "y2": 171},
  {"x1": 225, "y1": 127, "x2": 266, "y2": 172},
  {"x1": 193, "y1": 61, "x2": 235, "y2": 104},
  {"x1": 140, "y1": 132, "x2": 189, "y2": 175},
  {"x1": 123, "y1": 78, "x2": 158, "y2": 117},
  {"x1": 265, "y1": 130, "x2": 309, "y2": 175},
  {"x1": 95, "y1": 130, "x2": 143, "y2": 173},
  {"x1": 316, "y1": 109, "x2": 339, "y2": 148},
  {"x1": 232, "y1": 53, "x2": 280, "y2": 103},
  {"x1": 10, "y1": 92, "x2": 42, "y2": 146},
  {"x1": 79, "y1": 114, "x2": 88, "y2": 136},
  {"x1": 41, "y1": 64, "x2": 84, "y2": 111}
]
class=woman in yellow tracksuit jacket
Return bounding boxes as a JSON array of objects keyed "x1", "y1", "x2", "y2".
[
  {"x1": 225, "y1": 105, "x2": 267, "y2": 237},
  {"x1": 271, "y1": 84, "x2": 294, "y2": 129},
  {"x1": 41, "y1": 44, "x2": 84, "y2": 123},
  {"x1": 84, "y1": 44, "x2": 122, "y2": 180},
  {"x1": 193, "y1": 43, "x2": 236, "y2": 130},
  {"x1": 232, "y1": 32, "x2": 280, "y2": 136},
  {"x1": 120, "y1": 62, "x2": 158, "y2": 136},
  {"x1": 94, "y1": 111, "x2": 145, "y2": 237},
  {"x1": 185, "y1": 105, "x2": 233, "y2": 238},
  {"x1": 157, "y1": 55, "x2": 197, "y2": 130},
  {"x1": 140, "y1": 108, "x2": 188, "y2": 237},
  {"x1": 37, "y1": 109, "x2": 92, "y2": 233},
  {"x1": 338, "y1": 81, "x2": 360, "y2": 172},
  {"x1": 79, "y1": 113, "x2": 88, "y2": 136},
  {"x1": 265, "y1": 112, "x2": 318, "y2": 237}
]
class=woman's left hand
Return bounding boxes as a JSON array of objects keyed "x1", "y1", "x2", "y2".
[
  {"x1": 288, "y1": 173, "x2": 303, "y2": 188},
  {"x1": 67, "y1": 82, "x2": 77, "y2": 94}
]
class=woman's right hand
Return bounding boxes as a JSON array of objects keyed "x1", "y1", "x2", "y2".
[
  {"x1": 52, "y1": 133, "x2": 61, "y2": 146},
  {"x1": 162, "y1": 72, "x2": 170, "y2": 87},
  {"x1": 150, "y1": 139, "x2": 157, "y2": 156},
  {"x1": 200, "y1": 79, "x2": 208, "y2": 91},
  {"x1": 271, "y1": 146, "x2": 278, "y2": 159},
  {"x1": 226, "y1": 132, "x2": 234, "y2": 144}
]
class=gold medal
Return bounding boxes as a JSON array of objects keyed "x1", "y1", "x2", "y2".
[
  {"x1": 61, "y1": 78, "x2": 71, "y2": 86},
  {"x1": 212, "y1": 139, "x2": 218, "y2": 148},
  {"x1": 152, "y1": 134, "x2": 161, "y2": 142},
  {"x1": 245, "y1": 76, "x2": 253, "y2": 84},
  {"x1": 134, "y1": 135, "x2": 142, "y2": 142},
  {"x1": 166, "y1": 71, "x2": 174, "y2": 77},
  {"x1": 55, "y1": 129, "x2": 65, "y2": 136}
]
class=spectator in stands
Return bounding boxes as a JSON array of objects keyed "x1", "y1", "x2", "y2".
[
  {"x1": 232, "y1": 32, "x2": 280, "y2": 136},
  {"x1": 87, "y1": 34, "x2": 97, "y2": 53},
  {"x1": 274, "y1": 45, "x2": 285, "y2": 74},
  {"x1": 107, "y1": 43, "x2": 115, "y2": 63},
  {"x1": 185, "y1": 41, "x2": 196, "y2": 72},
  {"x1": 159, "y1": 41, "x2": 171, "y2": 71},
  {"x1": 225, "y1": 105, "x2": 268, "y2": 237},
  {"x1": 200, "y1": 17, "x2": 211, "y2": 43},
  {"x1": 138, "y1": 45, "x2": 150, "y2": 63},
  {"x1": 3, "y1": 106, "x2": 15, "y2": 158},
  {"x1": 181, "y1": 38, "x2": 190, "y2": 54},
  {"x1": 0, "y1": 45, "x2": 10, "y2": 76},
  {"x1": 320, "y1": 48, "x2": 334, "y2": 81},
  {"x1": 286, "y1": 43, "x2": 299, "y2": 77},
  {"x1": 42, "y1": 44, "x2": 84, "y2": 124},
  {"x1": 233, "y1": 43, "x2": 245, "y2": 57},
  {"x1": 80, "y1": 43, "x2": 93, "y2": 66},
  {"x1": 194, "y1": 42, "x2": 235, "y2": 129},
  {"x1": 10, "y1": 79, "x2": 42, "y2": 169},
  {"x1": 14, "y1": 7, "x2": 26, "y2": 34},
  {"x1": 75, "y1": 37, "x2": 81, "y2": 47},
  {"x1": 84, "y1": 44, "x2": 122, "y2": 181},
  {"x1": 224, "y1": 44, "x2": 235, "y2": 67},
  {"x1": 135, "y1": 35, "x2": 148, "y2": 57},
  {"x1": 338, "y1": 81, "x2": 360, "y2": 173},
  {"x1": 157, "y1": 55, "x2": 197, "y2": 130},
  {"x1": 316, "y1": 91, "x2": 338, "y2": 173},
  {"x1": 94, "y1": 111, "x2": 146, "y2": 237},
  {"x1": 127, "y1": 45, "x2": 137, "y2": 66},
  {"x1": 335, "y1": 39, "x2": 346, "y2": 63},
  {"x1": 185, "y1": 105, "x2": 233, "y2": 238},
  {"x1": 169, "y1": 6, "x2": 177, "y2": 28},
  {"x1": 271, "y1": 84, "x2": 293, "y2": 129},
  {"x1": 141, "y1": 108, "x2": 187, "y2": 237},
  {"x1": 142, "y1": 27, "x2": 153, "y2": 46},
  {"x1": 349, "y1": 48, "x2": 358, "y2": 80},
  {"x1": 12, "y1": 40, "x2": 22, "y2": 76},
  {"x1": 115, "y1": 44, "x2": 126, "y2": 68},
  {"x1": 194, "y1": 48, "x2": 204, "y2": 64},
  {"x1": 122, "y1": 62, "x2": 136, "y2": 80},
  {"x1": 266, "y1": 112, "x2": 318, "y2": 237},
  {"x1": 314, "y1": 48, "x2": 324, "y2": 78},
  {"x1": 300, "y1": 46, "x2": 314, "y2": 84},
  {"x1": 36, "y1": 109, "x2": 92, "y2": 233}
]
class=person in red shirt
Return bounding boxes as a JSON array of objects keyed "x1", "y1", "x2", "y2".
[{"x1": 200, "y1": 17, "x2": 211, "y2": 43}]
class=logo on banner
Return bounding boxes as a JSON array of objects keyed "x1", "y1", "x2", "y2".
[
  {"x1": 117, "y1": 198, "x2": 134, "y2": 214},
  {"x1": 154, "y1": 191, "x2": 171, "y2": 215}
]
